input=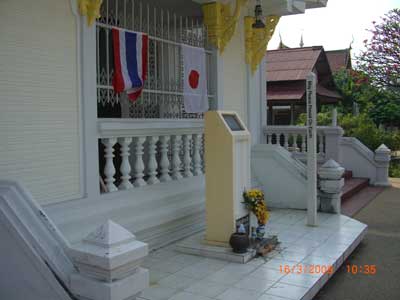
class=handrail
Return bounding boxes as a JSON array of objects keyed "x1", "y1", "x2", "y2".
[{"x1": 98, "y1": 118, "x2": 204, "y2": 138}]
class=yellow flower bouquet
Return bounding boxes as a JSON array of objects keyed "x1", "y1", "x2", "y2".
[{"x1": 242, "y1": 188, "x2": 269, "y2": 225}]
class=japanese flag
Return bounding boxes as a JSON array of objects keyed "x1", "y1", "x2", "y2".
[{"x1": 182, "y1": 45, "x2": 209, "y2": 113}]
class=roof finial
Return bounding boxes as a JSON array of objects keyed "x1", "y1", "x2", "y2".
[
  {"x1": 299, "y1": 31, "x2": 304, "y2": 48},
  {"x1": 278, "y1": 32, "x2": 289, "y2": 49}
]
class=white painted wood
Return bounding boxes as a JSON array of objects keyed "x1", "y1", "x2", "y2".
[
  {"x1": 102, "y1": 138, "x2": 118, "y2": 192},
  {"x1": 159, "y1": 136, "x2": 172, "y2": 182},
  {"x1": 306, "y1": 72, "x2": 318, "y2": 226},
  {"x1": 147, "y1": 136, "x2": 160, "y2": 185},
  {"x1": 133, "y1": 137, "x2": 147, "y2": 187},
  {"x1": 118, "y1": 137, "x2": 133, "y2": 190},
  {"x1": 171, "y1": 135, "x2": 183, "y2": 180},
  {"x1": 192, "y1": 134, "x2": 203, "y2": 176},
  {"x1": 183, "y1": 135, "x2": 193, "y2": 178},
  {"x1": 0, "y1": 0, "x2": 82, "y2": 205}
]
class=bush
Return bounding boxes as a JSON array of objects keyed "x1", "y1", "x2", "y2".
[{"x1": 389, "y1": 160, "x2": 400, "y2": 178}]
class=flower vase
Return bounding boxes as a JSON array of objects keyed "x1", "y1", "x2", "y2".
[{"x1": 256, "y1": 224, "x2": 266, "y2": 240}]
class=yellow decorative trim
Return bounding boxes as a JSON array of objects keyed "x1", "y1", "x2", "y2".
[
  {"x1": 244, "y1": 15, "x2": 280, "y2": 73},
  {"x1": 78, "y1": 0, "x2": 103, "y2": 26},
  {"x1": 202, "y1": 0, "x2": 248, "y2": 53}
]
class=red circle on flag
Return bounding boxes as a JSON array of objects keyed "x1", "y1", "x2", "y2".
[{"x1": 189, "y1": 70, "x2": 200, "y2": 89}]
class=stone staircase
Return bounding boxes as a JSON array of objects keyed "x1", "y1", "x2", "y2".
[{"x1": 341, "y1": 170, "x2": 384, "y2": 216}]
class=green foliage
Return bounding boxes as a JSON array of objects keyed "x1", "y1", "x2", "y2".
[
  {"x1": 333, "y1": 69, "x2": 400, "y2": 127},
  {"x1": 297, "y1": 112, "x2": 400, "y2": 151},
  {"x1": 389, "y1": 160, "x2": 400, "y2": 178}
]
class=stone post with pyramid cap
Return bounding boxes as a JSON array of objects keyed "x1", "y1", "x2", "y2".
[
  {"x1": 318, "y1": 159, "x2": 345, "y2": 214},
  {"x1": 374, "y1": 144, "x2": 391, "y2": 187},
  {"x1": 68, "y1": 220, "x2": 149, "y2": 300}
]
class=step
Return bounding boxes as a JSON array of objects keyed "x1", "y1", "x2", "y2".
[
  {"x1": 341, "y1": 186, "x2": 384, "y2": 217},
  {"x1": 343, "y1": 170, "x2": 353, "y2": 180},
  {"x1": 342, "y1": 177, "x2": 369, "y2": 202}
]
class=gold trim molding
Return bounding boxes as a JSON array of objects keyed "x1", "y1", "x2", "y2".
[
  {"x1": 245, "y1": 15, "x2": 279, "y2": 73},
  {"x1": 202, "y1": 0, "x2": 248, "y2": 54},
  {"x1": 78, "y1": 0, "x2": 103, "y2": 26}
]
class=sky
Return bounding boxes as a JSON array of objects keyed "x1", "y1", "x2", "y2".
[{"x1": 267, "y1": 0, "x2": 399, "y2": 62}]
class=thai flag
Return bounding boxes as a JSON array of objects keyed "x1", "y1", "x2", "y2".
[{"x1": 112, "y1": 28, "x2": 148, "y2": 102}]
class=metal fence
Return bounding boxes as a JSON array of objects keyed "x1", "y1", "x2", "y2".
[{"x1": 96, "y1": 0, "x2": 215, "y2": 119}]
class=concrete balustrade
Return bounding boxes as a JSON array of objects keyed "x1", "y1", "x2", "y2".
[{"x1": 98, "y1": 119, "x2": 204, "y2": 193}]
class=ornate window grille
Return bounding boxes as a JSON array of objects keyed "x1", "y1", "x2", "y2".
[{"x1": 96, "y1": 0, "x2": 215, "y2": 119}]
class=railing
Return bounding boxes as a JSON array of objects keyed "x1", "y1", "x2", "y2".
[
  {"x1": 264, "y1": 126, "x2": 327, "y2": 155},
  {"x1": 98, "y1": 119, "x2": 204, "y2": 193},
  {"x1": 96, "y1": 0, "x2": 215, "y2": 118}
]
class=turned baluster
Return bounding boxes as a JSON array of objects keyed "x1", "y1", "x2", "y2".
[
  {"x1": 171, "y1": 135, "x2": 183, "y2": 180},
  {"x1": 284, "y1": 133, "x2": 289, "y2": 149},
  {"x1": 301, "y1": 134, "x2": 307, "y2": 153},
  {"x1": 159, "y1": 135, "x2": 171, "y2": 182},
  {"x1": 147, "y1": 136, "x2": 160, "y2": 185},
  {"x1": 318, "y1": 134, "x2": 325, "y2": 154},
  {"x1": 133, "y1": 137, "x2": 146, "y2": 187},
  {"x1": 182, "y1": 134, "x2": 193, "y2": 177},
  {"x1": 118, "y1": 137, "x2": 133, "y2": 190},
  {"x1": 193, "y1": 134, "x2": 203, "y2": 176},
  {"x1": 101, "y1": 138, "x2": 118, "y2": 192}
]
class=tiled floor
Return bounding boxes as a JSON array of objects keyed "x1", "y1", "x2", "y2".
[{"x1": 138, "y1": 209, "x2": 367, "y2": 300}]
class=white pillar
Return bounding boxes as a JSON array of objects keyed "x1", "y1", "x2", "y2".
[
  {"x1": 102, "y1": 138, "x2": 118, "y2": 193},
  {"x1": 118, "y1": 137, "x2": 133, "y2": 190},
  {"x1": 159, "y1": 136, "x2": 172, "y2": 182},
  {"x1": 306, "y1": 72, "x2": 318, "y2": 226},
  {"x1": 147, "y1": 136, "x2": 160, "y2": 185},
  {"x1": 332, "y1": 107, "x2": 337, "y2": 126}
]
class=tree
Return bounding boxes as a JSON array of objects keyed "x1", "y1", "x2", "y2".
[{"x1": 357, "y1": 9, "x2": 400, "y2": 95}]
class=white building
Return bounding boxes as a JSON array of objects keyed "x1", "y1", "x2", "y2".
[{"x1": 0, "y1": 1, "x2": 391, "y2": 299}]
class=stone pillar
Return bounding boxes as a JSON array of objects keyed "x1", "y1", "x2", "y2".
[
  {"x1": 374, "y1": 144, "x2": 391, "y2": 187},
  {"x1": 323, "y1": 126, "x2": 344, "y2": 163},
  {"x1": 318, "y1": 159, "x2": 345, "y2": 214},
  {"x1": 331, "y1": 108, "x2": 337, "y2": 126},
  {"x1": 68, "y1": 220, "x2": 149, "y2": 300}
]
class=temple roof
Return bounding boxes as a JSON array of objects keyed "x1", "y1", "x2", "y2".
[{"x1": 325, "y1": 49, "x2": 352, "y2": 73}]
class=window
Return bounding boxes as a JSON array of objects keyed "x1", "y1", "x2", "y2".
[{"x1": 96, "y1": 0, "x2": 215, "y2": 119}]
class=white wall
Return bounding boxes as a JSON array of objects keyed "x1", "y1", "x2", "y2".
[{"x1": 0, "y1": 0, "x2": 82, "y2": 205}]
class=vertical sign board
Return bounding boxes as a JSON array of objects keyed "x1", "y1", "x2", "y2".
[{"x1": 306, "y1": 72, "x2": 318, "y2": 226}]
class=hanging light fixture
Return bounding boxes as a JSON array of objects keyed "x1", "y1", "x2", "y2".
[{"x1": 252, "y1": 0, "x2": 265, "y2": 28}]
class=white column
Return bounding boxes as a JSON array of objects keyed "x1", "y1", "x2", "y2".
[
  {"x1": 133, "y1": 137, "x2": 146, "y2": 187},
  {"x1": 193, "y1": 134, "x2": 203, "y2": 176},
  {"x1": 118, "y1": 137, "x2": 133, "y2": 190},
  {"x1": 159, "y1": 135, "x2": 172, "y2": 182},
  {"x1": 101, "y1": 138, "x2": 118, "y2": 193},
  {"x1": 332, "y1": 107, "x2": 337, "y2": 126},
  {"x1": 183, "y1": 134, "x2": 193, "y2": 178},
  {"x1": 147, "y1": 136, "x2": 160, "y2": 185},
  {"x1": 171, "y1": 135, "x2": 183, "y2": 180},
  {"x1": 306, "y1": 72, "x2": 318, "y2": 226}
]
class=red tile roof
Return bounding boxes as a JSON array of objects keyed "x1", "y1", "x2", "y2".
[
  {"x1": 266, "y1": 46, "x2": 323, "y2": 81},
  {"x1": 325, "y1": 49, "x2": 352, "y2": 73}
]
